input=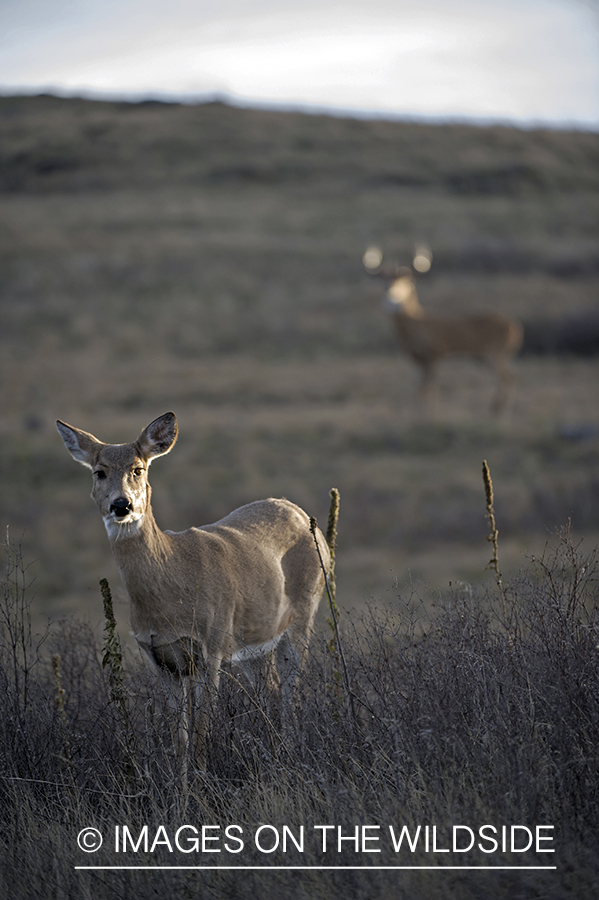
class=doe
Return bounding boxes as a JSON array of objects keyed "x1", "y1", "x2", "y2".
[{"x1": 57, "y1": 412, "x2": 329, "y2": 765}]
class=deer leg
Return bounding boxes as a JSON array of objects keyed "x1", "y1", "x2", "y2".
[
  {"x1": 141, "y1": 635, "x2": 214, "y2": 771},
  {"x1": 234, "y1": 644, "x2": 279, "y2": 693},
  {"x1": 417, "y1": 362, "x2": 436, "y2": 413},
  {"x1": 275, "y1": 631, "x2": 302, "y2": 717},
  {"x1": 186, "y1": 656, "x2": 222, "y2": 773},
  {"x1": 139, "y1": 645, "x2": 189, "y2": 765},
  {"x1": 489, "y1": 358, "x2": 514, "y2": 416},
  {"x1": 162, "y1": 675, "x2": 184, "y2": 751}
]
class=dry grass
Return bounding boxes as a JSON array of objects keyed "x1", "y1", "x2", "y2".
[{"x1": 0, "y1": 527, "x2": 597, "y2": 899}]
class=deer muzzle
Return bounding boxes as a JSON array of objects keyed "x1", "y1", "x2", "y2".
[{"x1": 110, "y1": 497, "x2": 133, "y2": 518}]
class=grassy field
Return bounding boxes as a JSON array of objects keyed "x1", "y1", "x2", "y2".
[
  {"x1": 0, "y1": 93, "x2": 598, "y2": 634},
  {"x1": 1, "y1": 529, "x2": 597, "y2": 898},
  {"x1": 0, "y1": 94, "x2": 598, "y2": 900}
]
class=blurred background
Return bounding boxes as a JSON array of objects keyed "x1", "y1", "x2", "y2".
[
  {"x1": 0, "y1": 0, "x2": 598, "y2": 633},
  {"x1": 2, "y1": 0, "x2": 598, "y2": 127}
]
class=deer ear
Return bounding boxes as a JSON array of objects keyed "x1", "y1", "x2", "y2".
[
  {"x1": 137, "y1": 412, "x2": 178, "y2": 462},
  {"x1": 56, "y1": 420, "x2": 103, "y2": 469}
]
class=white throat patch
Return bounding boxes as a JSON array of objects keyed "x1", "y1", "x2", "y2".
[
  {"x1": 388, "y1": 278, "x2": 414, "y2": 303},
  {"x1": 103, "y1": 512, "x2": 144, "y2": 541}
]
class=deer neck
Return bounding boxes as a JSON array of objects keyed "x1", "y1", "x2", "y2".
[
  {"x1": 385, "y1": 279, "x2": 425, "y2": 319},
  {"x1": 106, "y1": 499, "x2": 172, "y2": 581},
  {"x1": 107, "y1": 504, "x2": 180, "y2": 635}
]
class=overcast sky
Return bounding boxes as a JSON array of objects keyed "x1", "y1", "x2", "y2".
[{"x1": 1, "y1": 0, "x2": 597, "y2": 127}]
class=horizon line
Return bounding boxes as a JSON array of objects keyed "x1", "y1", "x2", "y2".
[{"x1": 1, "y1": 85, "x2": 597, "y2": 134}]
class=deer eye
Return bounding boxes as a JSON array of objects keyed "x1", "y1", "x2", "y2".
[{"x1": 94, "y1": 470, "x2": 107, "y2": 480}]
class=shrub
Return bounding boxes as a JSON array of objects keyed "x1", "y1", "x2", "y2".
[{"x1": 0, "y1": 526, "x2": 597, "y2": 898}]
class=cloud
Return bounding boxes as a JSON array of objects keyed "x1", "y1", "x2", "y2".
[{"x1": 0, "y1": 0, "x2": 597, "y2": 125}]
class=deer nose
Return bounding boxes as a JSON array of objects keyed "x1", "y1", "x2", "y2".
[{"x1": 110, "y1": 497, "x2": 132, "y2": 518}]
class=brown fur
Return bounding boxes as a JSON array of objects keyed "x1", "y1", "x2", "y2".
[
  {"x1": 57, "y1": 412, "x2": 329, "y2": 764},
  {"x1": 382, "y1": 273, "x2": 523, "y2": 414}
]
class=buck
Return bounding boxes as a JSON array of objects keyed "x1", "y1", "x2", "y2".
[
  {"x1": 364, "y1": 245, "x2": 523, "y2": 414},
  {"x1": 56, "y1": 412, "x2": 329, "y2": 765}
]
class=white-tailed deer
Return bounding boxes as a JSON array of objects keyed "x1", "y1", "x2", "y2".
[
  {"x1": 57, "y1": 412, "x2": 329, "y2": 766},
  {"x1": 364, "y1": 245, "x2": 523, "y2": 415}
]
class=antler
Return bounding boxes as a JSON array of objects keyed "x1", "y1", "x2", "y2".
[
  {"x1": 363, "y1": 243, "x2": 433, "y2": 278},
  {"x1": 362, "y1": 245, "x2": 402, "y2": 279},
  {"x1": 413, "y1": 244, "x2": 433, "y2": 273},
  {"x1": 362, "y1": 245, "x2": 384, "y2": 274}
]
